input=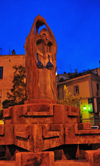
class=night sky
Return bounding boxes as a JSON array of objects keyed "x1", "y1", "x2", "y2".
[{"x1": 0, "y1": 0, "x2": 100, "y2": 74}]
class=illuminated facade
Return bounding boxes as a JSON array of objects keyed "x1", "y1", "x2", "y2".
[
  {"x1": 57, "y1": 68, "x2": 100, "y2": 125},
  {"x1": 0, "y1": 54, "x2": 25, "y2": 110},
  {"x1": 1, "y1": 52, "x2": 100, "y2": 126}
]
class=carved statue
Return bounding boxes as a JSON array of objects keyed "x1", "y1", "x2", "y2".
[{"x1": 25, "y1": 15, "x2": 57, "y2": 103}]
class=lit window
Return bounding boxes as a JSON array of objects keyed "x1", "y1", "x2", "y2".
[
  {"x1": 74, "y1": 85, "x2": 79, "y2": 95},
  {"x1": 0, "y1": 67, "x2": 3, "y2": 79}
]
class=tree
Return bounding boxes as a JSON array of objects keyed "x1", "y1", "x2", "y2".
[
  {"x1": 58, "y1": 85, "x2": 81, "y2": 107},
  {"x1": 2, "y1": 65, "x2": 27, "y2": 109}
]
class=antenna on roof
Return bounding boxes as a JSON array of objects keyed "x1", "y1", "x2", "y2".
[{"x1": 0, "y1": 48, "x2": 2, "y2": 55}]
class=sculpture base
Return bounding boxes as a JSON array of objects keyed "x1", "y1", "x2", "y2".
[
  {"x1": 25, "y1": 99, "x2": 57, "y2": 104},
  {"x1": 1, "y1": 103, "x2": 100, "y2": 166}
]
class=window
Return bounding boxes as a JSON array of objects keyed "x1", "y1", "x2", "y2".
[
  {"x1": 0, "y1": 67, "x2": 3, "y2": 79},
  {"x1": 96, "y1": 83, "x2": 100, "y2": 96},
  {"x1": 97, "y1": 83, "x2": 99, "y2": 91},
  {"x1": 74, "y1": 85, "x2": 79, "y2": 95}
]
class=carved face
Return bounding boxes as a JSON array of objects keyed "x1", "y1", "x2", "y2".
[{"x1": 36, "y1": 28, "x2": 53, "y2": 59}]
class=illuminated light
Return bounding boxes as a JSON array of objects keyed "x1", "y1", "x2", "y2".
[
  {"x1": 88, "y1": 103, "x2": 93, "y2": 113},
  {"x1": 83, "y1": 106, "x2": 86, "y2": 110}
]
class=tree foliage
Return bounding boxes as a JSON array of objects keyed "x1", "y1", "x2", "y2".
[
  {"x1": 58, "y1": 85, "x2": 81, "y2": 107},
  {"x1": 2, "y1": 65, "x2": 27, "y2": 108}
]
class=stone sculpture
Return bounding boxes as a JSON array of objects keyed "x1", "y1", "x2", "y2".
[{"x1": 25, "y1": 15, "x2": 57, "y2": 102}]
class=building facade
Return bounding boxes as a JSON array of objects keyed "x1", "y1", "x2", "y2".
[
  {"x1": 0, "y1": 54, "x2": 25, "y2": 110},
  {"x1": 57, "y1": 68, "x2": 100, "y2": 125},
  {"x1": 1, "y1": 53, "x2": 100, "y2": 126}
]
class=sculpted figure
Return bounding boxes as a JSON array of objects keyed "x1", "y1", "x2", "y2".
[{"x1": 25, "y1": 15, "x2": 57, "y2": 102}]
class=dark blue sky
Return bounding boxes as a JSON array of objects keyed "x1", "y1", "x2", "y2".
[{"x1": 0, "y1": 0, "x2": 100, "y2": 74}]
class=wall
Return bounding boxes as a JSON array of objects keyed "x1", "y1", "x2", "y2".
[
  {"x1": 58, "y1": 85, "x2": 64, "y2": 100},
  {"x1": 0, "y1": 55, "x2": 25, "y2": 110},
  {"x1": 80, "y1": 98, "x2": 94, "y2": 125},
  {"x1": 68, "y1": 80, "x2": 92, "y2": 123},
  {"x1": 67, "y1": 80, "x2": 90, "y2": 98},
  {"x1": 92, "y1": 80, "x2": 99, "y2": 97},
  {"x1": 58, "y1": 77, "x2": 91, "y2": 100}
]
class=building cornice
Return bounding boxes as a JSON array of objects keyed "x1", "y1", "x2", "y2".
[
  {"x1": 0, "y1": 54, "x2": 25, "y2": 59},
  {"x1": 58, "y1": 74, "x2": 100, "y2": 86}
]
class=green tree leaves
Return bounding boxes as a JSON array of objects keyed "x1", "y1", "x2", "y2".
[
  {"x1": 58, "y1": 85, "x2": 81, "y2": 107},
  {"x1": 2, "y1": 65, "x2": 27, "y2": 108}
]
